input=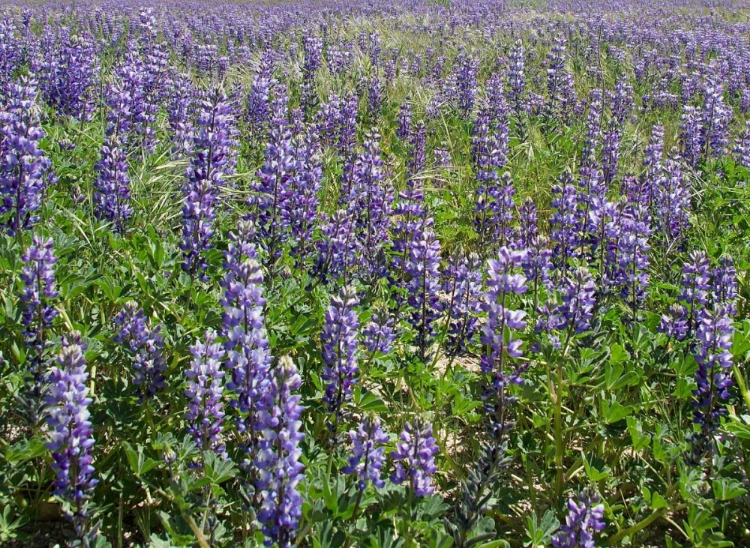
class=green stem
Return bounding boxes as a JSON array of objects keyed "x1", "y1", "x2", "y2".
[
  {"x1": 732, "y1": 363, "x2": 750, "y2": 410},
  {"x1": 404, "y1": 487, "x2": 415, "y2": 548},
  {"x1": 606, "y1": 507, "x2": 668, "y2": 546},
  {"x1": 554, "y1": 358, "x2": 565, "y2": 501}
]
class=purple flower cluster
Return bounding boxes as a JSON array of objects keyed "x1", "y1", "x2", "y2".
[
  {"x1": 185, "y1": 330, "x2": 226, "y2": 458},
  {"x1": 508, "y1": 39, "x2": 526, "y2": 112},
  {"x1": 443, "y1": 252, "x2": 482, "y2": 355},
  {"x1": 113, "y1": 302, "x2": 167, "y2": 401},
  {"x1": 342, "y1": 416, "x2": 389, "y2": 490},
  {"x1": 347, "y1": 132, "x2": 392, "y2": 278},
  {"x1": 37, "y1": 30, "x2": 98, "y2": 120},
  {"x1": 0, "y1": 79, "x2": 53, "y2": 236},
  {"x1": 93, "y1": 81, "x2": 133, "y2": 232},
  {"x1": 46, "y1": 334, "x2": 97, "y2": 515},
  {"x1": 405, "y1": 217, "x2": 443, "y2": 358},
  {"x1": 391, "y1": 419, "x2": 439, "y2": 496},
  {"x1": 556, "y1": 267, "x2": 596, "y2": 334},
  {"x1": 321, "y1": 286, "x2": 360, "y2": 422},
  {"x1": 692, "y1": 306, "x2": 733, "y2": 434},
  {"x1": 255, "y1": 356, "x2": 305, "y2": 548},
  {"x1": 480, "y1": 248, "x2": 528, "y2": 401},
  {"x1": 550, "y1": 175, "x2": 581, "y2": 268},
  {"x1": 20, "y1": 236, "x2": 58, "y2": 396},
  {"x1": 181, "y1": 89, "x2": 235, "y2": 280},
  {"x1": 221, "y1": 224, "x2": 271, "y2": 443},
  {"x1": 552, "y1": 489, "x2": 606, "y2": 548},
  {"x1": 168, "y1": 72, "x2": 196, "y2": 158},
  {"x1": 362, "y1": 309, "x2": 396, "y2": 355}
]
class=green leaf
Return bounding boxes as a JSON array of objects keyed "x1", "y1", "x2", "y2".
[
  {"x1": 712, "y1": 477, "x2": 747, "y2": 501},
  {"x1": 5, "y1": 437, "x2": 47, "y2": 464},
  {"x1": 525, "y1": 509, "x2": 559, "y2": 547},
  {"x1": 124, "y1": 443, "x2": 159, "y2": 477},
  {"x1": 602, "y1": 400, "x2": 631, "y2": 424},
  {"x1": 358, "y1": 391, "x2": 388, "y2": 413},
  {"x1": 641, "y1": 486, "x2": 668, "y2": 510}
]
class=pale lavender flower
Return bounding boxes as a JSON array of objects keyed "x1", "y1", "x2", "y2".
[
  {"x1": 342, "y1": 416, "x2": 389, "y2": 490},
  {"x1": 391, "y1": 419, "x2": 439, "y2": 496},
  {"x1": 185, "y1": 330, "x2": 226, "y2": 458}
]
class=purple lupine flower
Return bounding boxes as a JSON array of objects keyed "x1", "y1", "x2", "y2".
[
  {"x1": 480, "y1": 247, "x2": 528, "y2": 410},
  {"x1": 367, "y1": 75, "x2": 383, "y2": 119},
  {"x1": 363, "y1": 310, "x2": 396, "y2": 355},
  {"x1": 655, "y1": 154, "x2": 690, "y2": 245},
  {"x1": 550, "y1": 175, "x2": 581, "y2": 269},
  {"x1": 168, "y1": 72, "x2": 196, "y2": 158},
  {"x1": 284, "y1": 130, "x2": 323, "y2": 264},
  {"x1": 46, "y1": 334, "x2": 97, "y2": 528},
  {"x1": 185, "y1": 330, "x2": 226, "y2": 458},
  {"x1": 93, "y1": 78, "x2": 136, "y2": 230},
  {"x1": 735, "y1": 121, "x2": 750, "y2": 169},
  {"x1": 247, "y1": 51, "x2": 275, "y2": 137},
  {"x1": 472, "y1": 109, "x2": 511, "y2": 250},
  {"x1": 593, "y1": 198, "x2": 621, "y2": 286},
  {"x1": 433, "y1": 146, "x2": 451, "y2": 168},
  {"x1": 300, "y1": 35, "x2": 323, "y2": 113},
  {"x1": 20, "y1": 236, "x2": 58, "y2": 408},
  {"x1": 38, "y1": 31, "x2": 98, "y2": 120},
  {"x1": 617, "y1": 205, "x2": 652, "y2": 313},
  {"x1": 679, "y1": 250, "x2": 711, "y2": 335},
  {"x1": 318, "y1": 93, "x2": 345, "y2": 147},
  {"x1": 699, "y1": 81, "x2": 732, "y2": 160},
  {"x1": 443, "y1": 252, "x2": 482, "y2": 356},
  {"x1": 0, "y1": 17, "x2": 21, "y2": 101},
  {"x1": 397, "y1": 102, "x2": 412, "y2": 142},
  {"x1": 115, "y1": 48, "x2": 160, "y2": 153},
  {"x1": 472, "y1": 109, "x2": 507, "y2": 171},
  {"x1": 693, "y1": 306, "x2": 733, "y2": 434},
  {"x1": 519, "y1": 199, "x2": 552, "y2": 289},
  {"x1": 113, "y1": 302, "x2": 166, "y2": 401},
  {"x1": 181, "y1": 89, "x2": 235, "y2": 280},
  {"x1": 391, "y1": 419, "x2": 439, "y2": 496},
  {"x1": 326, "y1": 40, "x2": 353, "y2": 76},
  {"x1": 342, "y1": 416, "x2": 389, "y2": 490},
  {"x1": 711, "y1": 256, "x2": 737, "y2": 316},
  {"x1": 255, "y1": 356, "x2": 305, "y2": 548},
  {"x1": 552, "y1": 489, "x2": 606, "y2": 548},
  {"x1": 580, "y1": 90, "x2": 602, "y2": 169},
  {"x1": 637, "y1": 124, "x2": 664, "y2": 209},
  {"x1": 456, "y1": 53, "x2": 479, "y2": 117},
  {"x1": 609, "y1": 77, "x2": 634, "y2": 125},
  {"x1": 546, "y1": 36, "x2": 576, "y2": 118},
  {"x1": 93, "y1": 141, "x2": 131, "y2": 232},
  {"x1": 248, "y1": 121, "x2": 294, "y2": 259},
  {"x1": 555, "y1": 267, "x2": 596, "y2": 334},
  {"x1": 221, "y1": 223, "x2": 271, "y2": 447},
  {"x1": 475, "y1": 171, "x2": 516, "y2": 251},
  {"x1": 321, "y1": 286, "x2": 360, "y2": 424},
  {"x1": 348, "y1": 132, "x2": 392, "y2": 278},
  {"x1": 602, "y1": 121, "x2": 621, "y2": 187},
  {"x1": 0, "y1": 79, "x2": 53, "y2": 236},
  {"x1": 508, "y1": 39, "x2": 526, "y2": 113},
  {"x1": 408, "y1": 121, "x2": 426, "y2": 177},
  {"x1": 405, "y1": 217, "x2": 443, "y2": 359},
  {"x1": 391, "y1": 177, "x2": 426, "y2": 291},
  {"x1": 680, "y1": 105, "x2": 702, "y2": 167},
  {"x1": 337, "y1": 93, "x2": 358, "y2": 156},
  {"x1": 659, "y1": 304, "x2": 689, "y2": 341},
  {"x1": 314, "y1": 208, "x2": 360, "y2": 283}
]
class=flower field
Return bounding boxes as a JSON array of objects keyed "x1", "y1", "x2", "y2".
[{"x1": 1, "y1": 0, "x2": 750, "y2": 546}]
